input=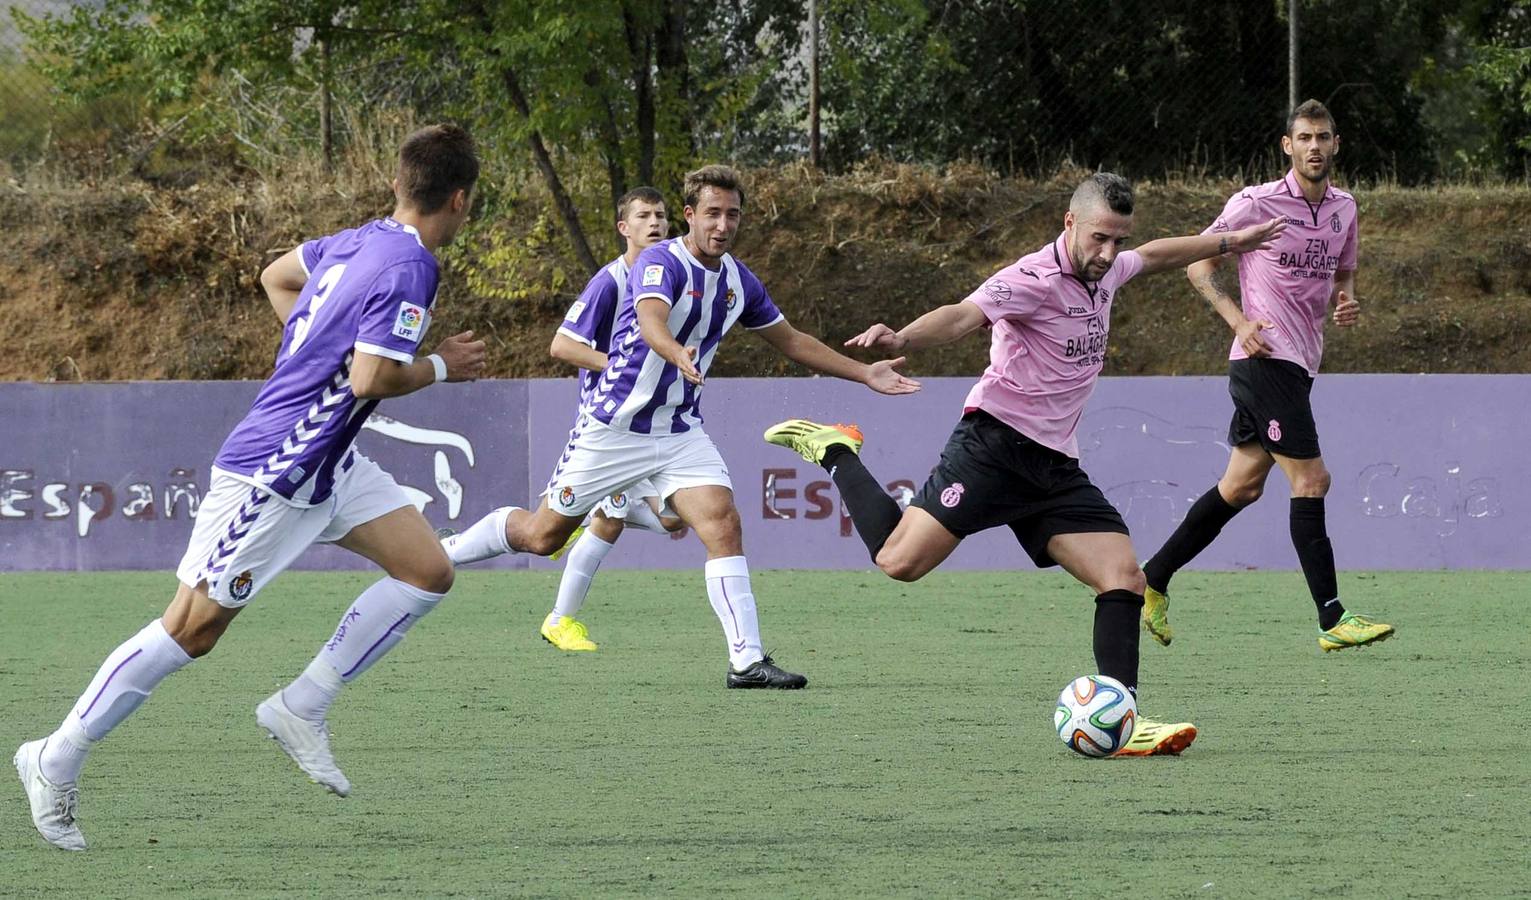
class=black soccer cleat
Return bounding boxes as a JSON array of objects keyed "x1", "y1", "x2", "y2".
[
  {"x1": 726, "y1": 655, "x2": 807, "y2": 690},
  {"x1": 434, "y1": 526, "x2": 457, "y2": 540}
]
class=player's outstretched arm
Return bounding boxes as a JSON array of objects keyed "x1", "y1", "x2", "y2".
[
  {"x1": 756, "y1": 320, "x2": 920, "y2": 395},
  {"x1": 260, "y1": 248, "x2": 309, "y2": 323},
  {"x1": 844, "y1": 301, "x2": 989, "y2": 354},
  {"x1": 1136, "y1": 216, "x2": 1288, "y2": 276},
  {"x1": 549, "y1": 334, "x2": 608, "y2": 372},
  {"x1": 351, "y1": 330, "x2": 487, "y2": 399}
]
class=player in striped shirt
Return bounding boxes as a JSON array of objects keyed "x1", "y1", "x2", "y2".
[
  {"x1": 444, "y1": 165, "x2": 920, "y2": 688},
  {"x1": 539, "y1": 187, "x2": 685, "y2": 651},
  {"x1": 15, "y1": 126, "x2": 485, "y2": 850}
]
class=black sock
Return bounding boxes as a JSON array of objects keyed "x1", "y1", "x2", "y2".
[
  {"x1": 1143, "y1": 486, "x2": 1242, "y2": 594},
  {"x1": 1093, "y1": 590, "x2": 1143, "y2": 698},
  {"x1": 1290, "y1": 497, "x2": 1345, "y2": 630},
  {"x1": 821, "y1": 445, "x2": 903, "y2": 561}
]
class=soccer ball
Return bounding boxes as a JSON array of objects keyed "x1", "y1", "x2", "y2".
[{"x1": 1054, "y1": 675, "x2": 1137, "y2": 757}]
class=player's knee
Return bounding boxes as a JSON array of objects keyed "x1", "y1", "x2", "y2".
[
  {"x1": 1089, "y1": 564, "x2": 1145, "y2": 597},
  {"x1": 875, "y1": 548, "x2": 928, "y2": 583},
  {"x1": 165, "y1": 619, "x2": 225, "y2": 658},
  {"x1": 1222, "y1": 479, "x2": 1264, "y2": 507},
  {"x1": 526, "y1": 531, "x2": 565, "y2": 556},
  {"x1": 408, "y1": 554, "x2": 455, "y2": 595},
  {"x1": 1291, "y1": 468, "x2": 1331, "y2": 497},
  {"x1": 660, "y1": 516, "x2": 686, "y2": 534}
]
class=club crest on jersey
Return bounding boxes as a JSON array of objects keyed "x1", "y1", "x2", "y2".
[
  {"x1": 393, "y1": 302, "x2": 426, "y2": 340},
  {"x1": 564, "y1": 300, "x2": 587, "y2": 322},
  {"x1": 642, "y1": 264, "x2": 665, "y2": 286},
  {"x1": 229, "y1": 570, "x2": 254, "y2": 601},
  {"x1": 1267, "y1": 419, "x2": 1283, "y2": 442},
  {"x1": 609, "y1": 492, "x2": 628, "y2": 508},
  {"x1": 940, "y1": 482, "x2": 966, "y2": 508},
  {"x1": 558, "y1": 486, "x2": 576, "y2": 508},
  {"x1": 724, "y1": 289, "x2": 737, "y2": 309},
  {"x1": 1329, "y1": 212, "x2": 1342, "y2": 233}
]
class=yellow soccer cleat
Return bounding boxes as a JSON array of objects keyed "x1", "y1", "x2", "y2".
[
  {"x1": 1116, "y1": 717, "x2": 1197, "y2": 757},
  {"x1": 1319, "y1": 612, "x2": 1395, "y2": 652},
  {"x1": 1142, "y1": 586, "x2": 1173, "y2": 647},
  {"x1": 540, "y1": 614, "x2": 598, "y2": 652},
  {"x1": 548, "y1": 525, "x2": 585, "y2": 561},
  {"x1": 763, "y1": 419, "x2": 864, "y2": 465}
]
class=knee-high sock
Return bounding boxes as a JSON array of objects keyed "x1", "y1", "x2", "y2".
[
  {"x1": 1290, "y1": 497, "x2": 1344, "y2": 629},
  {"x1": 821, "y1": 445, "x2": 902, "y2": 561},
  {"x1": 552, "y1": 531, "x2": 615, "y2": 619},
  {"x1": 442, "y1": 506, "x2": 517, "y2": 565},
  {"x1": 1143, "y1": 486, "x2": 1242, "y2": 594},
  {"x1": 40, "y1": 618, "x2": 194, "y2": 783},
  {"x1": 279, "y1": 577, "x2": 444, "y2": 724},
  {"x1": 1093, "y1": 591, "x2": 1143, "y2": 699},
  {"x1": 620, "y1": 501, "x2": 668, "y2": 535},
  {"x1": 705, "y1": 556, "x2": 764, "y2": 671}
]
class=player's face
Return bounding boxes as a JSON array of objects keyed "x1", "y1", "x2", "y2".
[
  {"x1": 1283, "y1": 117, "x2": 1338, "y2": 184},
  {"x1": 1064, "y1": 207, "x2": 1133, "y2": 281},
  {"x1": 618, "y1": 200, "x2": 669, "y2": 252},
  {"x1": 684, "y1": 187, "x2": 742, "y2": 260}
]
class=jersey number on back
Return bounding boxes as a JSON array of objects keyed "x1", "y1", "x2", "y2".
[{"x1": 289, "y1": 264, "x2": 348, "y2": 356}]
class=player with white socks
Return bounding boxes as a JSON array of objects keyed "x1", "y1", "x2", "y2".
[
  {"x1": 443, "y1": 165, "x2": 920, "y2": 687},
  {"x1": 533, "y1": 187, "x2": 685, "y2": 651},
  {"x1": 14, "y1": 125, "x2": 485, "y2": 850}
]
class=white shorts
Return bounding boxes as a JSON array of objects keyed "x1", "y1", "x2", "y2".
[
  {"x1": 545, "y1": 417, "x2": 729, "y2": 519},
  {"x1": 176, "y1": 453, "x2": 412, "y2": 608},
  {"x1": 595, "y1": 477, "x2": 668, "y2": 519}
]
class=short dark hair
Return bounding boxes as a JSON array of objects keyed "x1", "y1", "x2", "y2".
[
  {"x1": 683, "y1": 164, "x2": 745, "y2": 209},
  {"x1": 617, "y1": 186, "x2": 666, "y2": 222},
  {"x1": 397, "y1": 124, "x2": 480, "y2": 215},
  {"x1": 1070, "y1": 172, "x2": 1134, "y2": 217},
  {"x1": 1286, "y1": 99, "x2": 1336, "y2": 136}
]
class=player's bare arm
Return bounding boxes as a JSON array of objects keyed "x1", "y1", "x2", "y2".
[
  {"x1": 351, "y1": 330, "x2": 487, "y2": 399},
  {"x1": 636, "y1": 297, "x2": 702, "y2": 385},
  {"x1": 754, "y1": 319, "x2": 920, "y2": 395},
  {"x1": 1332, "y1": 271, "x2": 1360, "y2": 326},
  {"x1": 549, "y1": 333, "x2": 608, "y2": 372},
  {"x1": 1135, "y1": 216, "x2": 1287, "y2": 276},
  {"x1": 1187, "y1": 255, "x2": 1274, "y2": 358},
  {"x1": 260, "y1": 248, "x2": 309, "y2": 322},
  {"x1": 844, "y1": 300, "x2": 988, "y2": 353}
]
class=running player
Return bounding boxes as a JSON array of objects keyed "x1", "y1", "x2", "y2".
[
  {"x1": 443, "y1": 164, "x2": 920, "y2": 688},
  {"x1": 1138, "y1": 100, "x2": 1394, "y2": 652},
  {"x1": 766, "y1": 173, "x2": 1284, "y2": 754},
  {"x1": 15, "y1": 125, "x2": 485, "y2": 850},
  {"x1": 540, "y1": 186, "x2": 685, "y2": 651}
]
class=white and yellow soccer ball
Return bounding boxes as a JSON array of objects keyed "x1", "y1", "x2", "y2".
[{"x1": 1054, "y1": 675, "x2": 1137, "y2": 757}]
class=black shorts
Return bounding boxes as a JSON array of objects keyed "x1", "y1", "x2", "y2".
[
  {"x1": 1227, "y1": 358, "x2": 1321, "y2": 459},
  {"x1": 910, "y1": 410, "x2": 1128, "y2": 568}
]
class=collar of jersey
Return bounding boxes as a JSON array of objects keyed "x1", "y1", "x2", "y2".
[
  {"x1": 381, "y1": 217, "x2": 426, "y2": 248},
  {"x1": 1282, "y1": 169, "x2": 1335, "y2": 202},
  {"x1": 673, "y1": 236, "x2": 731, "y2": 274}
]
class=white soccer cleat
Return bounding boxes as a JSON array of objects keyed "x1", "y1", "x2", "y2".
[
  {"x1": 256, "y1": 694, "x2": 352, "y2": 797},
  {"x1": 14, "y1": 739, "x2": 86, "y2": 851}
]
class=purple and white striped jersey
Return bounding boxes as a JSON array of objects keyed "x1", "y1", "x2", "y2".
[
  {"x1": 213, "y1": 218, "x2": 439, "y2": 505},
  {"x1": 584, "y1": 237, "x2": 784, "y2": 434},
  {"x1": 557, "y1": 255, "x2": 629, "y2": 405}
]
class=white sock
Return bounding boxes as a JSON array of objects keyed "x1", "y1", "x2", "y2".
[
  {"x1": 43, "y1": 618, "x2": 193, "y2": 781},
  {"x1": 705, "y1": 556, "x2": 764, "y2": 671},
  {"x1": 620, "y1": 501, "x2": 667, "y2": 534},
  {"x1": 442, "y1": 506, "x2": 517, "y2": 565},
  {"x1": 278, "y1": 577, "x2": 445, "y2": 724},
  {"x1": 552, "y1": 532, "x2": 615, "y2": 619}
]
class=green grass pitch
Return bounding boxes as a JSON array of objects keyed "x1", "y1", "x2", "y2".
[{"x1": 2, "y1": 569, "x2": 1527, "y2": 897}]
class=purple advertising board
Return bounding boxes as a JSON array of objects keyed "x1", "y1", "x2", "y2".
[{"x1": 1, "y1": 376, "x2": 1521, "y2": 572}]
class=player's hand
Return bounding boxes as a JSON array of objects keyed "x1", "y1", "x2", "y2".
[
  {"x1": 434, "y1": 330, "x2": 487, "y2": 382},
  {"x1": 845, "y1": 323, "x2": 907, "y2": 352},
  {"x1": 1332, "y1": 290, "x2": 1360, "y2": 327},
  {"x1": 1235, "y1": 319, "x2": 1275, "y2": 357},
  {"x1": 864, "y1": 357, "x2": 921, "y2": 395},
  {"x1": 1227, "y1": 216, "x2": 1288, "y2": 254},
  {"x1": 675, "y1": 345, "x2": 704, "y2": 386}
]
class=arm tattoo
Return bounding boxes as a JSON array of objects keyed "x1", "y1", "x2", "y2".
[{"x1": 1218, "y1": 236, "x2": 1229, "y2": 255}]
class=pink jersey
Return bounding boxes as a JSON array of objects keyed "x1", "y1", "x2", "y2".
[
  {"x1": 961, "y1": 234, "x2": 1144, "y2": 458},
  {"x1": 1207, "y1": 170, "x2": 1358, "y2": 375}
]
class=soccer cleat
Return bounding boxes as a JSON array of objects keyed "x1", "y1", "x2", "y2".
[
  {"x1": 256, "y1": 694, "x2": 351, "y2": 797},
  {"x1": 1116, "y1": 717, "x2": 1198, "y2": 757},
  {"x1": 763, "y1": 419, "x2": 864, "y2": 465},
  {"x1": 549, "y1": 525, "x2": 586, "y2": 561},
  {"x1": 540, "y1": 614, "x2": 598, "y2": 652},
  {"x1": 1319, "y1": 612, "x2": 1395, "y2": 652},
  {"x1": 726, "y1": 655, "x2": 808, "y2": 690},
  {"x1": 434, "y1": 526, "x2": 457, "y2": 540},
  {"x1": 14, "y1": 739, "x2": 86, "y2": 851},
  {"x1": 1142, "y1": 586, "x2": 1174, "y2": 646}
]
